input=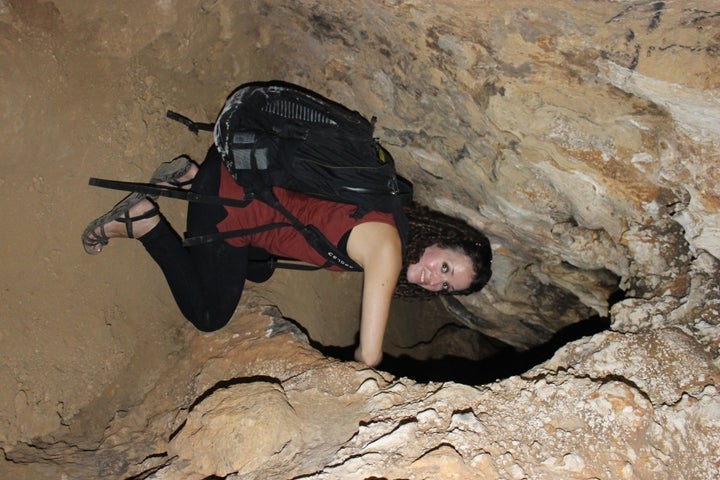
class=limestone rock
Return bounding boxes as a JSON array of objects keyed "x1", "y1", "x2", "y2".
[{"x1": 1, "y1": 1, "x2": 719, "y2": 479}]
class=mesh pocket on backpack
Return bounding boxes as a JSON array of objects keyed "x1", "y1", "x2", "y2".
[{"x1": 231, "y1": 131, "x2": 268, "y2": 170}]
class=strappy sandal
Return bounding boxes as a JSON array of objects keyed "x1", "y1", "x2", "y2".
[
  {"x1": 81, "y1": 193, "x2": 159, "y2": 255},
  {"x1": 150, "y1": 155, "x2": 196, "y2": 189}
]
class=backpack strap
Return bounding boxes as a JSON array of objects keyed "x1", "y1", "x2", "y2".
[
  {"x1": 268, "y1": 259, "x2": 322, "y2": 271},
  {"x1": 88, "y1": 178, "x2": 253, "y2": 208},
  {"x1": 182, "y1": 222, "x2": 291, "y2": 247},
  {"x1": 88, "y1": 177, "x2": 363, "y2": 271},
  {"x1": 166, "y1": 111, "x2": 214, "y2": 134},
  {"x1": 254, "y1": 188, "x2": 363, "y2": 271}
]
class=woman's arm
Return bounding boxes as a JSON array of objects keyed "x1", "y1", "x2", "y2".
[{"x1": 346, "y1": 222, "x2": 402, "y2": 367}]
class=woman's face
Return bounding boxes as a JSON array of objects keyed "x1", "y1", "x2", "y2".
[{"x1": 406, "y1": 244, "x2": 474, "y2": 293}]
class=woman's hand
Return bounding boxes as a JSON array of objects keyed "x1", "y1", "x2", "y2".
[
  {"x1": 346, "y1": 222, "x2": 402, "y2": 368},
  {"x1": 355, "y1": 345, "x2": 383, "y2": 367}
]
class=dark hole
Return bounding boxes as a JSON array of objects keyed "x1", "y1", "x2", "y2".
[
  {"x1": 313, "y1": 295, "x2": 612, "y2": 386},
  {"x1": 377, "y1": 315, "x2": 611, "y2": 384}
]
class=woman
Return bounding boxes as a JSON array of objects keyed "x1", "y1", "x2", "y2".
[{"x1": 82, "y1": 147, "x2": 492, "y2": 367}]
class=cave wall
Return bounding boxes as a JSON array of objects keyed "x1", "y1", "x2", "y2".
[{"x1": 1, "y1": 0, "x2": 718, "y2": 478}]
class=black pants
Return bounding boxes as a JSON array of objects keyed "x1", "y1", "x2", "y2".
[{"x1": 139, "y1": 147, "x2": 249, "y2": 331}]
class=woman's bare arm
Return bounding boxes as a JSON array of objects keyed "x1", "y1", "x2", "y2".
[{"x1": 346, "y1": 222, "x2": 402, "y2": 367}]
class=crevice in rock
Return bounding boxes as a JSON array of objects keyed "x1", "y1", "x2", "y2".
[
  {"x1": 307, "y1": 284, "x2": 616, "y2": 385},
  {"x1": 607, "y1": 280, "x2": 628, "y2": 308},
  {"x1": 187, "y1": 376, "x2": 283, "y2": 414},
  {"x1": 380, "y1": 315, "x2": 611, "y2": 385},
  {"x1": 124, "y1": 458, "x2": 171, "y2": 480},
  {"x1": 569, "y1": 373, "x2": 654, "y2": 405},
  {"x1": 167, "y1": 420, "x2": 186, "y2": 443}
]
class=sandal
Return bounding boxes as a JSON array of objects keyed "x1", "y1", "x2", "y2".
[
  {"x1": 150, "y1": 155, "x2": 196, "y2": 189},
  {"x1": 81, "y1": 193, "x2": 159, "y2": 255}
]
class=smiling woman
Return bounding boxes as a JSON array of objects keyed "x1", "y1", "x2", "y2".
[
  {"x1": 395, "y1": 203, "x2": 493, "y2": 298},
  {"x1": 406, "y1": 245, "x2": 476, "y2": 293},
  {"x1": 81, "y1": 79, "x2": 492, "y2": 369}
]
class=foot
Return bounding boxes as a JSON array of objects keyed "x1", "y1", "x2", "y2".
[
  {"x1": 99, "y1": 198, "x2": 160, "y2": 239},
  {"x1": 82, "y1": 196, "x2": 160, "y2": 255},
  {"x1": 150, "y1": 155, "x2": 199, "y2": 190}
]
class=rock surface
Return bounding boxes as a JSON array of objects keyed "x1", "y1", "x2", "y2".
[{"x1": 1, "y1": 0, "x2": 718, "y2": 478}]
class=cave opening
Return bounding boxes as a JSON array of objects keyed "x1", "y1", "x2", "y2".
[
  {"x1": 375, "y1": 313, "x2": 612, "y2": 385},
  {"x1": 257, "y1": 262, "x2": 625, "y2": 386},
  {"x1": 309, "y1": 293, "x2": 615, "y2": 386}
]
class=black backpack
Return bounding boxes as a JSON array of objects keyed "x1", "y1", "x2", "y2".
[{"x1": 91, "y1": 81, "x2": 412, "y2": 271}]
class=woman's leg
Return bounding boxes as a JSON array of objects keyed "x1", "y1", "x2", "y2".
[{"x1": 140, "y1": 146, "x2": 249, "y2": 331}]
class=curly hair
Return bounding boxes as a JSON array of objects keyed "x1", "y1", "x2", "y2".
[{"x1": 394, "y1": 203, "x2": 492, "y2": 298}]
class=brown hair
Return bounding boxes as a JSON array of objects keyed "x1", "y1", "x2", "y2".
[{"x1": 394, "y1": 203, "x2": 492, "y2": 298}]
